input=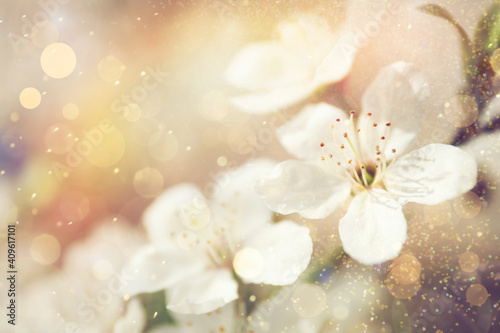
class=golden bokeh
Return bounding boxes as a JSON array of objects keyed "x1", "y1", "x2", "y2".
[
  {"x1": 40, "y1": 42, "x2": 77, "y2": 79},
  {"x1": 452, "y1": 191, "x2": 482, "y2": 219},
  {"x1": 19, "y1": 87, "x2": 42, "y2": 109},
  {"x1": 133, "y1": 167, "x2": 164, "y2": 198},
  {"x1": 444, "y1": 95, "x2": 478, "y2": 128},
  {"x1": 30, "y1": 234, "x2": 61, "y2": 265},
  {"x1": 423, "y1": 201, "x2": 452, "y2": 226},
  {"x1": 233, "y1": 247, "x2": 263, "y2": 279},
  {"x1": 62, "y1": 103, "x2": 80, "y2": 120},
  {"x1": 466, "y1": 284, "x2": 489, "y2": 306},
  {"x1": 459, "y1": 251, "x2": 480, "y2": 272},
  {"x1": 86, "y1": 127, "x2": 126, "y2": 167},
  {"x1": 97, "y1": 55, "x2": 126, "y2": 82}
]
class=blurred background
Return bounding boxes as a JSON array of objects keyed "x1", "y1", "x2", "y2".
[{"x1": 0, "y1": 0, "x2": 499, "y2": 332}]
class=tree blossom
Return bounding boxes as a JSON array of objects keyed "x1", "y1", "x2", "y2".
[
  {"x1": 224, "y1": 14, "x2": 356, "y2": 113},
  {"x1": 123, "y1": 160, "x2": 313, "y2": 315},
  {"x1": 255, "y1": 62, "x2": 478, "y2": 265}
]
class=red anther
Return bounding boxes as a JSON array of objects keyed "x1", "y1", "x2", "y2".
[
  {"x1": 381, "y1": 136, "x2": 385, "y2": 140},
  {"x1": 348, "y1": 159, "x2": 352, "y2": 164},
  {"x1": 337, "y1": 162, "x2": 341, "y2": 166},
  {"x1": 336, "y1": 118, "x2": 340, "y2": 122},
  {"x1": 376, "y1": 158, "x2": 381, "y2": 161},
  {"x1": 386, "y1": 122, "x2": 391, "y2": 126},
  {"x1": 343, "y1": 133, "x2": 348, "y2": 138},
  {"x1": 321, "y1": 156, "x2": 325, "y2": 160},
  {"x1": 350, "y1": 110, "x2": 356, "y2": 114},
  {"x1": 376, "y1": 152, "x2": 381, "y2": 155},
  {"x1": 357, "y1": 129, "x2": 361, "y2": 133},
  {"x1": 367, "y1": 113, "x2": 372, "y2": 117},
  {"x1": 392, "y1": 148, "x2": 396, "y2": 153},
  {"x1": 361, "y1": 165, "x2": 365, "y2": 169},
  {"x1": 329, "y1": 154, "x2": 333, "y2": 158},
  {"x1": 340, "y1": 144, "x2": 345, "y2": 149},
  {"x1": 320, "y1": 142, "x2": 325, "y2": 147},
  {"x1": 373, "y1": 123, "x2": 378, "y2": 127}
]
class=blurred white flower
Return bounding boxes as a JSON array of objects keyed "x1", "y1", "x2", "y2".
[
  {"x1": 11, "y1": 221, "x2": 146, "y2": 333},
  {"x1": 225, "y1": 15, "x2": 356, "y2": 113},
  {"x1": 256, "y1": 62, "x2": 478, "y2": 265},
  {"x1": 123, "y1": 159, "x2": 313, "y2": 315}
]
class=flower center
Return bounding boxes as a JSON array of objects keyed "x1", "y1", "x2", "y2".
[{"x1": 320, "y1": 111, "x2": 397, "y2": 189}]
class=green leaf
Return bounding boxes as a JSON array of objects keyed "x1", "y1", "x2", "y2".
[
  {"x1": 473, "y1": 2, "x2": 500, "y2": 54},
  {"x1": 418, "y1": 3, "x2": 473, "y2": 77},
  {"x1": 392, "y1": 298, "x2": 412, "y2": 333}
]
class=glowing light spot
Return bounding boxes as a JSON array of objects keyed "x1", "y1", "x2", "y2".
[
  {"x1": 452, "y1": 191, "x2": 481, "y2": 219},
  {"x1": 444, "y1": 95, "x2": 478, "y2": 128},
  {"x1": 40, "y1": 42, "x2": 76, "y2": 78},
  {"x1": 31, "y1": 21, "x2": 59, "y2": 48},
  {"x1": 217, "y1": 156, "x2": 228, "y2": 167},
  {"x1": 133, "y1": 167, "x2": 163, "y2": 198},
  {"x1": 466, "y1": 284, "x2": 488, "y2": 306},
  {"x1": 19, "y1": 87, "x2": 42, "y2": 109},
  {"x1": 10, "y1": 113, "x2": 20, "y2": 122},
  {"x1": 62, "y1": 103, "x2": 79, "y2": 120},
  {"x1": 30, "y1": 234, "x2": 60, "y2": 265},
  {"x1": 180, "y1": 202, "x2": 211, "y2": 230},
  {"x1": 291, "y1": 284, "x2": 326, "y2": 318},
  {"x1": 97, "y1": 55, "x2": 126, "y2": 82},
  {"x1": 233, "y1": 247, "x2": 263, "y2": 279},
  {"x1": 92, "y1": 259, "x2": 114, "y2": 280},
  {"x1": 459, "y1": 251, "x2": 480, "y2": 272}
]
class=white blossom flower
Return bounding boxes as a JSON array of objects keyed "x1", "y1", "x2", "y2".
[
  {"x1": 225, "y1": 15, "x2": 356, "y2": 113},
  {"x1": 255, "y1": 62, "x2": 478, "y2": 265},
  {"x1": 123, "y1": 159, "x2": 313, "y2": 315}
]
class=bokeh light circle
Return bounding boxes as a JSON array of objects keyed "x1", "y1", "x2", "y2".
[
  {"x1": 97, "y1": 55, "x2": 126, "y2": 82},
  {"x1": 41, "y1": 42, "x2": 76, "y2": 78},
  {"x1": 466, "y1": 284, "x2": 488, "y2": 306},
  {"x1": 62, "y1": 103, "x2": 79, "y2": 120},
  {"x1": 459, "y1": 251, "x2": 480, "y2": 272},
  {"x1": 452, "y1": 191, "x2": 482, "y2": 219},
  {"x1": 19, "y1": 87, "x2": 42, "y2": 109},
  {"x1": 444, "y1": 95, "x2": 478, "y2": 128},
  {"x1": 233, "y1": 247, "x2": 263, "y2": 279},
  {"x1": 30, "y1": 234, "x2": 61, "y2": 265},
  {"x1": 133, "y1": 167, "x2": 164, "y2": 198}
]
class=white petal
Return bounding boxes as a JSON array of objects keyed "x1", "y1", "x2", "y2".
[
  {"x1": 143, "y1": 184, "x2": 211, "y2": 245},
  {"x1": 113, "y1": 298, "x2": 146, "y2": 333},
  {"x1": 167, "y1": 269, "x2": 238, "y2": 315},
  {"x1": 228, "y1": 82, "x2": 316, "y2": 113},
  {"x1": 255, "y1": 160, "x2": 351, "y2": 219},
  {"x1": 237, "y1": 221, "x2": 312, "y2": 285},
  {"x1": 339, "y1": 189, "x2": 407, "y2": 265},
  {"x1": 122, "y1": 245, "x2": 208, "y2": 296},
  {"x1": 358, "y1": 62, "x2": 430, "y2": 159},
  {"x1": 148, "y1": 304, "x2": 236, "y2": 333},
  {"x1": 312, "y1": 32, "x2": 357, "y2": 87},
  {"x1": 225, "y1": 42, "x2": 311, "y2": 92},
  {"x1": 209, "y1": 159, "x2": 275, "y2": 242},
  {"x1": 384, "y1": 144, "x2": 478, "y2": 205},
  {"x1": 277, "y1": 102, "x2": 351, "y2": 160}
]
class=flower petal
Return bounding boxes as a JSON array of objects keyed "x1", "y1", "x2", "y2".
[
  {"x1": 255, "y1": 160, "x2": 351, "y2": 219},
  {"x1": 312, "y1": 33, "x2": 357, "y2": 87},
  {"x1": 122, "y1": 245, "x2": 208, "y2": 297},
  {"x1": 237, "y1": 221, "x2": 312, "y2": 285},
  {"x1": 225, "y1": 42, "x2": 311, "y2": 92},
  {"x1": 143, "y1": 184, "x2": 211, "y2": 245},
  {"x1": 339, "y1": 189, "x2": 407, "y2": 265},
  {"x1": 277, "y1": 102, "x2": 351, "y2": 160},
  {"x1": 209, "y1": 159, "x2": 275, "y2": 242},
  {"x1": 113, "y1": 298, "x2": 146, "y2": 333},
  {"x1": 358, "y1": 62, "x2": 430, "y2": 158},
  {"x1": 227, "y1": 82, "x2": 316, "y2": 114},
  {"x1": 166, "y1": 269, "x2": 238, "y2": 315},
  {"x1": 384, "y1": 144, "x2": 478, "y2": 205}
]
